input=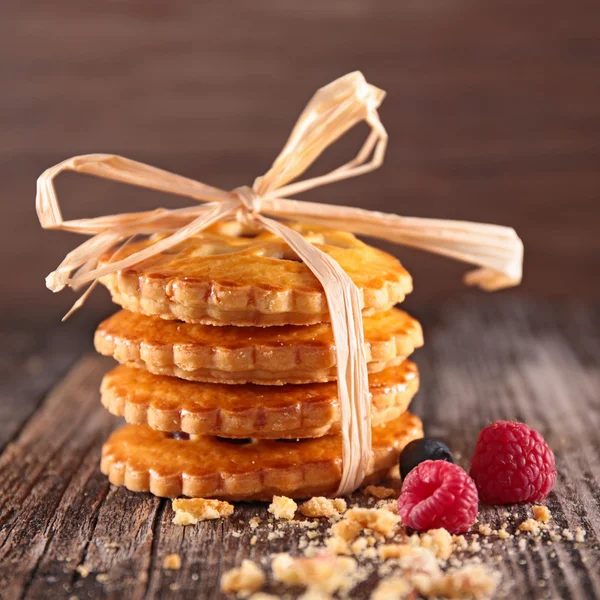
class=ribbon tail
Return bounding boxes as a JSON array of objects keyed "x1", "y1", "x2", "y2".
[
  {"x1": 262, "y1": 199, "x2": 524, "y2": 291},
  {"x1": 46, "y1": 230, "x2": 127, "y2": 292},
  {"x1": 257, "y1": 215, "x2": 371, "y2": 495},
  {"x1": 61, "y1": 281, "x2": 99, "y2": 321},
  {"x1": 63, "y1": 201, "x2": 239, "y2": 292}
]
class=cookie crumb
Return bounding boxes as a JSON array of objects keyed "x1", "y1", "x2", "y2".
[
  {"x1": 575, "y1": 527, "x2": 586, "y2": 543},
  {"x1": 431, "y1": 565, "x2": 501, "y2": 599},
  {"x1": 272, "y1": 553, "x2": 356, "y2": 594},
  {"x1": 379, "y1": 544, "x2": 412, "y2": 560},
  {"x1": 549, "y1": 530, "x2": 562, "y2": 542},
  {"x1": 96, "y1": 574, "x2": 108, "y2": 583},
  {"x1": 371, "y1": 576, "x2": 412, "y2": 599},
  {"x1": 478, "y1": 524, "x2": 494, "y2": 536},
  {"x1": 221, "y1": 559, "x2": 265, "y2": 596},
  {"x1": 249, "y1": 517, "x2": 262, "y2": 529},
  {"x1": 409, "y1": 528, "x2": 453, "y2": 560},
  {"x1": 561, "y1": 528, "x2": 574, "y2": 541},
  {"x1": 344, "y1": 507, "x2": 400, "y2": 537},
  {"x1": 163, "y1": 554, "x2": 181, "y2": 570},
  {"x1": 326, "y1": 536, "x2": 350, "y2": 555},
  {"x1": 172, "y1": 498, "x2": 234, "y2": 524},
  {"x1": 533, "y1": 505, "x2": 551, "y2": 523},
  {"x1": 379, "y1": 500, "x2": 399, "y2": 513},
  {"x1": 268, "y1": 496, "x2": 298, "y2": 520},
  {"x1": 452, "y1": 535, "x2": 468, "y2": 551},
  {"x1": 299, "y1": 497, "x2": 346, "y2": 518},
  {"x1": 398, "y1": 546, "x2": 442, "y2": 583},
  {"x1": 351, "y1": 538, "x2": 368, "y2": 555},
  {"x1": 363, "y1": 485, "x2": 396, "y2": 499},
  {"x1": 75, "y1": 565, "x2": 89, "y2": 578},
  {"x1": 518, "y1": 519, "x2": 541, "y2": 536},
  {"x1": 169, "y1": 583, "x2": 180, "y2": 591},
  {"x1": 331, "y1": 519, "x2": 362, "y2": 542}
]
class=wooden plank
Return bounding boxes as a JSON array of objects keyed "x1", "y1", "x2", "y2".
[
  {"x1": 0, "y1": 356, "x2": 116, "y2": 598},
  {"x1": 0, "y1": 299, "x2": 599, "y2": 599},
  {"x1": 0, "y1": 324, "x2": 90, "y2": 451}
]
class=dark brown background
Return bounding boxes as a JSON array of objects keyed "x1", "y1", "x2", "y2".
[
  {"x1": 2, "y1": 0, "x2": 600, "y2": 327},
  {"x1": 2, "y1": 4, "x2": 600, "y2": 598}
]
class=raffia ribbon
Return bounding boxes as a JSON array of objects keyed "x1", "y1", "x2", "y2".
[{"x1": 36, "y1": 72, "x2": 523, "y2": 496}]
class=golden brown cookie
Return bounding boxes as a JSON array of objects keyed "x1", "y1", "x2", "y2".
[
  {"x1": 100, "y1": 412, "x2": 423, "y2": 500},
  {"x1": 98, "y1": 221, "x2": 412, "y2": 326},
  {"x1": 100, "y1": 361, "x2": 419, "y2": 439},
  {"x1": 94, "y1": 308, "x2": 423, "y2": 385}
]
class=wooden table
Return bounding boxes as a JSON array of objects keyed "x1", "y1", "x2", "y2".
[{"x1": 1, "y1": 297, "x2": 599, "y2": 599}]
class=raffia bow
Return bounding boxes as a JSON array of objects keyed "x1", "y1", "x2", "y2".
[{"x1": 36, "y1": 72, "x2": 523, "y2": 496}]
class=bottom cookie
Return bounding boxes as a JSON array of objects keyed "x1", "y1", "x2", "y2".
[{"x1": 101, "y1": 412, "x2": 423, "y2": 501}]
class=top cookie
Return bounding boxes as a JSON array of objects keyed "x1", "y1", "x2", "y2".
[{"x1": 98, "y1": 221, "x2": 412, "y2": 326}]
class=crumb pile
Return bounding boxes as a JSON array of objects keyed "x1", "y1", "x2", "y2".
[
  {"x1": 167, "y1": 490, "x2": 590, "y2": 600},
  {"x1": 216, "y1": 494, "x2": 500, "y2": 599}
]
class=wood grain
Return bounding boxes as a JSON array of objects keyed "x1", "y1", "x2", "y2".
[
  {"x1": 2, "y1": 0, "x2": 600, "y2": 324},
  {"x1": 0, "y1": 298, "x2": 598, "y2": 599}
]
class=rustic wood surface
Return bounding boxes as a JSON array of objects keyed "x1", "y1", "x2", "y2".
[
  {"x1": 0, "y1": 297, "x2": 598, "y2": 599},
  {"x1": 2, "y1": 0, "x2": 600, "y2": 324}
]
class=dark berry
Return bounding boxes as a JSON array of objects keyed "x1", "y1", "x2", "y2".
[{"x1": 399, "y1": 438, "x2": 454, "y2": 479}]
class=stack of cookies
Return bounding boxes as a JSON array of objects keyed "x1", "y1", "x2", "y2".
[{"x1": 95, "y1": 221, "x2": 424, "y2": 501}]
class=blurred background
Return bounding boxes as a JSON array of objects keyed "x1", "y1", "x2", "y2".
[{"x1": 2, "y1": 0, "x2": 599, "y2": 331}]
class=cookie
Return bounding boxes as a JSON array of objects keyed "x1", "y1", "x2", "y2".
[
  {"x1": 100, "y1": 361, "x2": 419, "y2": 439},
  {"x1": 100, "y1": 412, "x2": 423, "y2": 500},
  {"x1": 98, "y1": 221, "x2": 412, "y2": 326},
  {"x1": 94, "y1": 307, "x2": 423, "y2": 385}
]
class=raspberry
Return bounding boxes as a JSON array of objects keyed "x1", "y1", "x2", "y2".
[
  {"x1": 470, "y1": 421, "x2": 556, "y2": 504},
  {"x1": 397, "y1": 460, "x2": 478, "y2": 534}
]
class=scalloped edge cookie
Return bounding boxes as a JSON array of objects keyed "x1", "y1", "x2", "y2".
[
  {"x1": 98, "y1": 222, "x2": 413, "y2": 326},
  {"x1": 94, "y1": 308, "x2": 423, "y2": 385},
  {"x1": 100, "y1": 412, "x2": 423, "y2": 500},
  {"x1": 100, "y1": 361, "x2": 419, "y2": 438}
]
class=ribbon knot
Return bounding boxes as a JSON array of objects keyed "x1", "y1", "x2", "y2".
[{"x1": 233, "y1": 185, "x2": 262, "y2": 227}]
